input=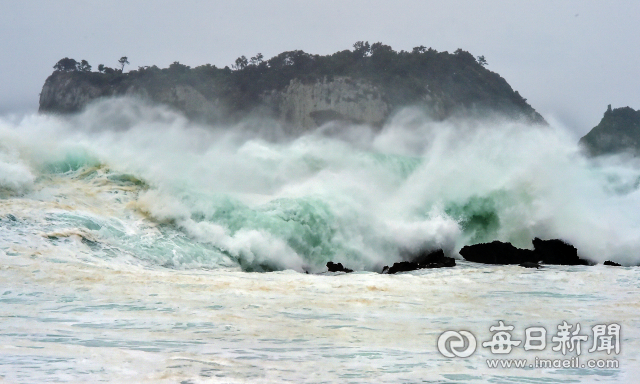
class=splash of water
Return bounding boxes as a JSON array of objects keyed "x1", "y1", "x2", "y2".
[{"x1": 2, "y1": 98, "x2": 640, "y2": 270}]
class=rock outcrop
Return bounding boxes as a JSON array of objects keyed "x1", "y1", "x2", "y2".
[
  {"x1": 381, "y1": 249, "x2": 456, "y2": 274},
  {"x1": 39, "y1": 72, "x2": 108, "y2": 113},
  {"x1": 579, "y1": 105, "x2": 640, "y2": 156},
  {"x1": 531, "y1": 238, "x2": 590, "y2": 266},
  {"x1": 459, "y1": 241, "x2": 535, "y2": 265},
  {"x1": 39, "y1": 71, "x2": 221, "y2": 121},
  {"x1": 603, "y1": 260, "x2": 622, "y2": 267},
  {"x1": 459, "y1": 238, "x2": 592, "y2": 266},
  {"x1": 326, "y1": 262, "x2": 353, "y2": 273}
]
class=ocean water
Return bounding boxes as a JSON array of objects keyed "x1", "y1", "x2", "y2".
[{"x1": 1, "y1": 99, "x2": 639, "y2": 383}]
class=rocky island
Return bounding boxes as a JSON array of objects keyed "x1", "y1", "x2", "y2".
[
  {"x1": 579, "y1": 105, "x2": 640, "y2": 156},
  {"x1": 39, "y1": 42, "x2": 546, "y2": 130}
]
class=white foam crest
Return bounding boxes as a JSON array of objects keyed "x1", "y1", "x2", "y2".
[
  {"x1": 374, "y1": 112, "x2": 640, "y2": 262},
  {"x1": 136, "y1": 189, "x2": 305, "y2": 271},
  {"x1": 0, "y1": 156, "x2": 34, "y2": 192},
  {"x1": 0, "y1": 119, "x2": 36, "y2": 191},
  {"x1": 3, "y1": 99, "x2": 640, "y2": 266}
]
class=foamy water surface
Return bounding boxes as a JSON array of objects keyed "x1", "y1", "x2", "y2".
[{"x1": 1, "y1": 100, "x2": 639, "y2": 382}]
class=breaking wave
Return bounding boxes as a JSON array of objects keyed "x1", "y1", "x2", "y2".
[{"x1": 2, "y1": 98, "x2": 640, "y2": 271}]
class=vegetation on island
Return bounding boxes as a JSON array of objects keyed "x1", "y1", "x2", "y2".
[
  {"x1": 579, "y1": 105, "x2": 640, "y2": 156},
  {"x1": 47, "y1": 42, "x2": 543, "y2": 123}
]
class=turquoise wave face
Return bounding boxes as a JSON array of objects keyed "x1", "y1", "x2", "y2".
[
  {"x1": 205, "y1": 196, "x2": 338, "y2": 271},
  {"x1": 445, "y1": 195, "x2": 501, "y2": 244},
  {"x1": 40, "y1": 149, "x2": 101, "y2": 174}
]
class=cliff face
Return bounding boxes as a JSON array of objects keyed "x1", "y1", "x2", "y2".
[
  {"x1": 39, "y1": 47, "x2": 547, "y2": 129},
  {"x1": 38, "y1": 72, "x2": 395, "y2": 128},
  {"x1": 134, "y1": 84, "x2": 220, "y2": 121},
  {"x1": 39, "y1": 72, "x2": 109, "y2": 113},
  {"x1": 271, "y1": 77, "x2": 389, "y2": 129},
  {"x1": 39, "y1": 72, "x2": 221, "y2": 121},
  {"x1": 579, "y1": 106, "x2": 640, "y2": 156}
]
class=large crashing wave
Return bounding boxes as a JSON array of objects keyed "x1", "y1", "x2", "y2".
[{"x1": 2, "y1": 98, "x2": 640, "y2": 271}]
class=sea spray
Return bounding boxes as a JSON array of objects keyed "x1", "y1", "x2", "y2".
[{"x1": 2, "y1": 98, "x2": 640, "y2": 270}]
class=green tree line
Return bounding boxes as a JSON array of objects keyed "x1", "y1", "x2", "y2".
[{"x1": 50, "y1": 42, "x2": 537, "y2": 121}]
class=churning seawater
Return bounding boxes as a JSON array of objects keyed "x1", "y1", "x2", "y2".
[{"x1": 1, "y1": 99, "x2": 639, "y2": 383}]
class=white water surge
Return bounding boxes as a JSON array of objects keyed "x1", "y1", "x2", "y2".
[{"x1": 0, "y1": 99, "x2": 639, "y2": 382}]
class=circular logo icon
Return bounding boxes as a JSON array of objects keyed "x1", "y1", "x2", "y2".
[{"x1": 437, "y1": 330, "x2": 477, "y2": 358}]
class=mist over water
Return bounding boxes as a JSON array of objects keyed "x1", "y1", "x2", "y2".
[{"x1": 2, "y1": 97, "x2": 640, "y2": 271}]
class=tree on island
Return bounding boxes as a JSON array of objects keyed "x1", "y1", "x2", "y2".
[
  {"x1": 412, "y1": 45, "x2": 427, "y2": 54},
  {"x1": 353, "y1": 41, "x2": 371, "y2": 58},
  {"x1": 118, "y1": 56, "x2": 129, "y2": 72},
  {"x1": 98, "y1": 63, "x2": 117, "y2": 74},
  {"x1": 233, "y1": 55, "x2": 248, "y2": 70},
  {"x1": 476, "y1": 55, "x2": 488, "y2": 67},
  {"x1": 249, "y1": 53, "x2": 264, "y2": 66},
  {"x1": 78, "y1": 60, "x2": 91, "y2": 72},
  {"x1": 53, "y1": 57, "x2": 79, "y2": 71},
  {"x1": 168, "y1": 61, "x2": 190, "y2": 72},
  {"x1": 53, "y1": 58, "x2": 92, "y2": 72}
]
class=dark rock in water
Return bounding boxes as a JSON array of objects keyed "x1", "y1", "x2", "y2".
[
  {"x1": 460, "y1": 238, "x2": 593, "y2": 266},
  {"x1": 383, "y1": 261, "x2": 420, "y2": 274},
  {"x1": 532, "y1": 238, "x2": 591, "y2": 266},
  {"x1": 604, "y1": 260, "x2": 622, "y2": 267},
  {"x1": 459, "y1": 241, "x2": 537, "y2": 265},
  {"x1": 411, "y1": 249, "x2": 456, "y2": 268},
  {"x1": 381, "y1": 249, "x2": 456, "y2": 274},
  {"x1": 326, "y1": 262, "x2": 353, "y2": 273},
  {"x1": 411, "y1": 249, "x2": 445, "y2": 266},
  {"x1": 519, "y1": 262, "x2": 542, "y2": 269}
]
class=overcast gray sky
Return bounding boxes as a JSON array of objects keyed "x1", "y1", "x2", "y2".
[{"x1": 1, "y1": 0, "x2": 638, "y2": 138}]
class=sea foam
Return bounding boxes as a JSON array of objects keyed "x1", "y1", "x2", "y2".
[{"x1": 2, "y1": 99, "x2": 640, "y2": 270}]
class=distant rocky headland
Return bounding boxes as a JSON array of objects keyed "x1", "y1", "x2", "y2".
[
  {"x1": 579, "y1": 105, "x2": 640, "y2": 156},
  {"x1": 39, "y1": 42, "x2": 546, "y2": 130}
]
